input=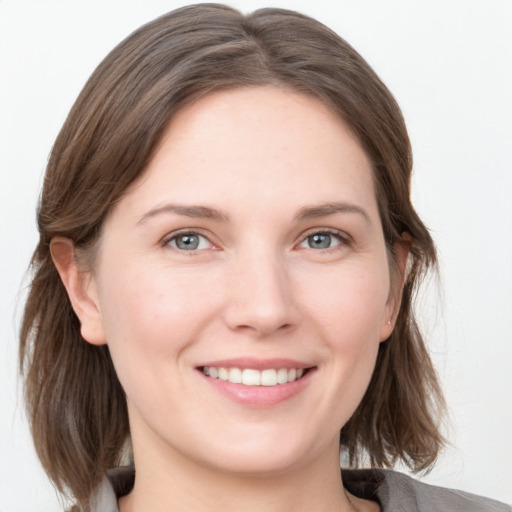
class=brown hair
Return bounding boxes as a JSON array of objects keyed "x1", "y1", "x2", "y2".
[{"x1": 20, "y1": 3, "x2": 445, "y2": 507}]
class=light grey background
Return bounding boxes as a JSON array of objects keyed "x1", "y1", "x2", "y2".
[{"x1": 1, "y1": 1, "x2": 511, "y2": 510}]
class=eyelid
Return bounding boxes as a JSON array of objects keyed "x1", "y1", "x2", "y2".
[
  {"x1": 161, "y1": 229, "x2": 219, "y2": 251},
  {"x1": 159, "y1": 227, "x2": 351, "y2": 252},
  {"x1": 296, "y1": 227, "x2": 352, "y2": 249}
]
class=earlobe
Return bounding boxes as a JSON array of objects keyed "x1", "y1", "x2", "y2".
[{"x1": 50, "y1": 237, "x2": 107, "y2": 345}]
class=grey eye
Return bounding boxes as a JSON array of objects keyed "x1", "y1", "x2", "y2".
[
  {"x1": 169, "y1": 233, "x2": 210, "y2": 251},
  {"x1": 308, "y1": 233, "x2": 332, "y2": 249},
  {"x1": 176, "y1": 234, "x2": 199, "y2": 250},
  {"x1": 299, "y1": 232, "x2": 342, "y2": 250}
]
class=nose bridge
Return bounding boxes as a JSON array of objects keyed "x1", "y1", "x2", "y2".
[{"x1": 224, "y1": 242, "x2": 297, "y2": 337}]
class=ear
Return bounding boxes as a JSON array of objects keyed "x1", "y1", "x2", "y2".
[
  {"x1": 50, "y1": 236, "x2": 107, "y2": 345},
  {"x1": 379, "y1": 234, "x2": 411, "y2": 342}
]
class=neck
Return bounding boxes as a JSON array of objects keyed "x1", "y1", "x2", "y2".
[{"x1": 120, "y1": 438, "x2": 359, "y2": 512}]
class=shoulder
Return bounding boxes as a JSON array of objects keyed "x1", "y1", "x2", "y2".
[{"x1": 343, "y1": 469, "x2": 511, "y2": 512}]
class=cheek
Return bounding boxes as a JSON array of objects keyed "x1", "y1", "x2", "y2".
[
  {"x1": 94, "y1": 265, "x2": 226, "y2": 426},
  {"x1": 95, "y1": 262, "x2": 221, "y2": 374},
  {"x1": 318, "y1": 266, "x2": 389, "y2": 403},
  {"x1": 301, "y1": 262, "x2": 390, "y2": 346}
]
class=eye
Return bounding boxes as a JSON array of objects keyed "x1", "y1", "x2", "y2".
[
  {"x1": 166, "y1": 232, "x2": 212, "y2": 251},
  {"x1": 298, "y1": 230, "x2": 345, "y2": 250}
]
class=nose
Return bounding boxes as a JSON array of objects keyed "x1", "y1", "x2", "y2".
[{"x1": 222, "y1": 249, "x2": 299, "y2": 338}]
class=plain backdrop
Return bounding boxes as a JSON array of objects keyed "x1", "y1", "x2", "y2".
[{"x1": 1, "y1": 1, "x2": 511, "y2": 510}]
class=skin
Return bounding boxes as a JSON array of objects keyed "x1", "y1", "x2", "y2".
[{"x1": 53, "y1": 87, "x2": 406, "y2": 512}]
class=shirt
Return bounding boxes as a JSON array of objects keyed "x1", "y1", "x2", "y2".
[{"x1": 89, "y1": 466, "x2": 511, "y2": 511}]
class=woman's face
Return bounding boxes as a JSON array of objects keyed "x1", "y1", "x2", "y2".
[{"x1": 85, "y1": 87, "x2": 397, "y2": 475}]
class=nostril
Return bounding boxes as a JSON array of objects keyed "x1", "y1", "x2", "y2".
[{"x1": 231, "y1": 321, "x2": 294, "y2": 337}]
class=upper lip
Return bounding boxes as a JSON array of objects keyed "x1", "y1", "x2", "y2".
[{"x1": 196, "y1": 357, "x2": 314, "y2": 370}]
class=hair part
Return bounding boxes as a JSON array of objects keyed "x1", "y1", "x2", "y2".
[{"x1": 20, "y1": 3, "x2": 445, "y2": 507}]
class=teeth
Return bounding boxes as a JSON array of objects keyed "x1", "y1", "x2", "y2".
[
  {"x1": 202, "y1": 366, "x2": 307, "y2": 386},
  {"x1": 229, "y1": 367, "x2": 242, "y2": 384},
  {"x1": 261, "y1": 369, "x2": 277, "y2": 386},
  {"x1": 242, "y1": 369, "x2": 261, "y2": 386},
  {"x1": 277, "y1": 368, "x2": 288, "y2": 384}
]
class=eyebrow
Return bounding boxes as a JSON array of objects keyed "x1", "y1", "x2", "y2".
[
  {"x1": 137, "y1": 203, "x2": 230, "y2": 225},
  {"x1": 137, "y1": 200, "x2": 371, "y2": 225},
  {"x1": 295, "y1": 201, "x2": 371, "y2": 224}
]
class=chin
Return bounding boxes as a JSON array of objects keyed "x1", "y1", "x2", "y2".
[
  {"x1": 182, "y1": 423, "x2": 337, "y2": 478},
  {"x1": 200, "y1": 445, "x2": 312, "y2": 477}
]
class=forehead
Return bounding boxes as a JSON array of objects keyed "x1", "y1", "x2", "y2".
[{"x1": 115, "y1": 86, "x2": 378, "y2": 222}]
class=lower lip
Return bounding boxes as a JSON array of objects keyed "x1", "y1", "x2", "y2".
[{"x1": 198, "y1": 369, "x2": 315, "y2": 408}]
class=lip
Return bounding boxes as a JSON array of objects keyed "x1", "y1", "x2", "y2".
[
  {"x1": 196, "y1": 358, "x2": 316, "y2": 408},
  {"x1": 197, "y1": 357, "x2": 312, "y2": 371}
]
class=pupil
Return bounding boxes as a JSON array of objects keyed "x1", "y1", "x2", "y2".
[
  {"x1": 177, "y1": 234, "x2": 199, "y2": 250},
  {"x1": 309, "y1": 234, "x2": 331, "y2": 249}
]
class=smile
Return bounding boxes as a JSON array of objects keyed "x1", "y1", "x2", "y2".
[{"x1": 202, "y1": 367, "x2": 307, "y2": 386}]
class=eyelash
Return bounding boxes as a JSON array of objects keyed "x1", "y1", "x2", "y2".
[
  {"x1": 161, "y1": 230, "x2": 215, "y2": 252},
  {"x1": 161, "y1": 228, "x2": 351, "y2": 253},
  {"x1": 296, "y1": 228, "x2": 351, "y2": 252}
]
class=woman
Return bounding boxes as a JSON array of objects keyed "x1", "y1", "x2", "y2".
[{"x1": 18, "y1": 4, "x2": 510, "y2": 511}]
